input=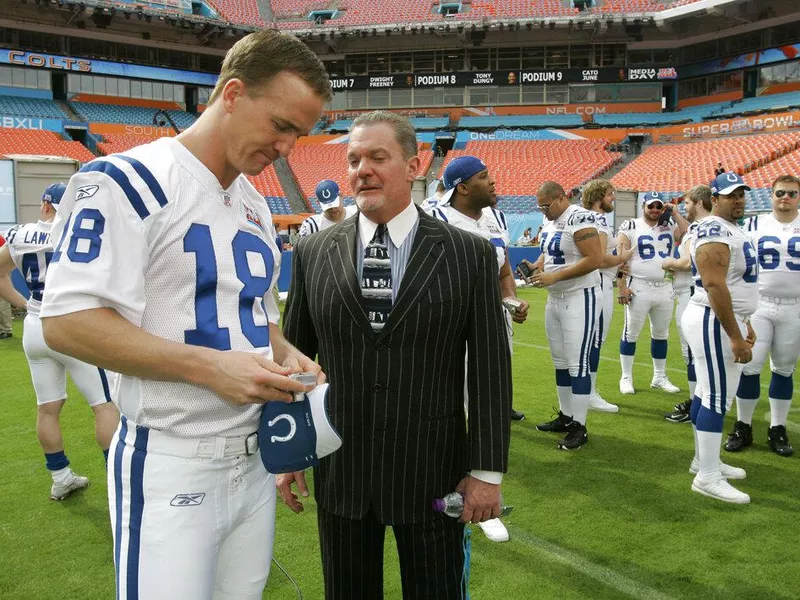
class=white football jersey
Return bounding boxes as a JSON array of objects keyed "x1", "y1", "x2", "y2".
[
  {"x1": 673, "y1": 221, "x2": 698, "y2": 291},
  {"x1": 618, "y1": 217, "x2": 677, "y2": 282},
  {"x1": 540, "y1": 204, "x2": 600, "y2": 294},
  {"x1": 5, "y1": 220, "x2": 53, "y2": 318},
  {"x1": 591, "y1": 211, "x2": 617, "y2": 279},
  {"x1": 41, "y1": 137, "x2": 282, "y2": 438},
  {"x1": 743, "y1": 213, "x2": 800, "y2": 298},
  {"x1": 690, "y1": 216, "x2": 759, "y2": 317},
  {"x1": 430, "y1": 204, "x2": 509, "y2": 271},
  {"x1": 299, "y1": 205, "x2": 358, "y2": 237}
]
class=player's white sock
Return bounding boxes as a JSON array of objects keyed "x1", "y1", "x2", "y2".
[
  {"x1": 556, "y1": 385, "x2": 572, "y2": 418},
  {"x1": 692, "y1": 425, "x2": 700, "y2": 464},
  {"x1": 769, "y1": 398, "x2": 791, "y2": 427},
  {"x1": 51, "y1": 466, "x2": 72, "y2": 484},
  {"x1": 689, "y1": 380, "x2": 697, "y2": 400},
  {"x1": 735, "y1": 397, "x2": 758, "y2": 426},
  {"x1": 590, "y1": 371, "x2": 598, "y2": 397},
  {"x1": 653, "y1": 358, "x2": 667, "y2": 377},
  {"x1": 620, "y1": 354, "x2": 634, "y2": 380},
  {"x1": 572, "y1": 394, "x2": 590, "y2": 425},
  {"x1": 696, "y1": 430, "x2": 723, "y2": 477}
]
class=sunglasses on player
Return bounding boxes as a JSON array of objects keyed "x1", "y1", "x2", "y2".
[
  {"x1": 646, "y1": 202, "x2": 664, "y2": 210},
  {"x1": 775, "y1": 189, "x2": 799, "y2": 199}
]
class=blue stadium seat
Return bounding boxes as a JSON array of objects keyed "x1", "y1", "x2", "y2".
[
  {"x1": 459, "y1": 115, "x2": 584, "y2": 128},
  {"x1": 0, "y1": 96, "x2": 68, "y2": 119},
  {"x1": 409, "y1": 117, "x2": 450, "y2": 130},
  {"x1": 69, "y1": 101, "x2": 197, "y2": 128},
  {"x1": 265, "y1": 196, "x2": 293, "y2": 215},
  {"x1": 495, "y1": 195, "x2": 540, "y2": 213},
  {"x1": 715, "y1": 92, "x2": 800, "y2": 117}
]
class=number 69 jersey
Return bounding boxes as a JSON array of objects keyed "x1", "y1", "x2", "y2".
[
  {"x1": 539, "y1": 204, "x2": 600, "y2": 294},
  {"x1": 743, "y1": 213, "x2": 800, "y2": 299},
  {"x1": 689, "y1": 216, "x2": 759, "y2": 317},
  {"x1": 41, "y1": 137, "x2": 282, "y2": 438}
]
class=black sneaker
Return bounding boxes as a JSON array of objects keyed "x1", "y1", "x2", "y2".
[
  {"x1": 724, "y1": 421, "x2": 753, "y2": 452},
  {"x1": 511, "y1": 409, "x2": 526, "y2": 421},
  {"x1": 557, "y1": 422, "x2": 588, "y2": 450},
  {"x1": 665, "y1": 399, "x2": 692, "y2": 423},
  {"x1": 767, "y1": 425, "x2": 794, "y2": 457},
  {"x1": 0, "y1": 332, "x2": 12, "y2": 339},
  {"x1": 536, "y1": 409, "x2": 573, "y2": 432}
]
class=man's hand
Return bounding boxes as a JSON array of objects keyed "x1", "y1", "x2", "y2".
[
  {"x1": 505, "y1": 297, "x2": 529, "y2": 324},
  {"x1": 617, "y1": 286, "x2": 634, "y2": 306},
  {"x1": 661, "y1": 257, "x2": 678, "y2": 272},
  {"x1": 732, "y1": 337, "x2": 753, "y2": 364},
  {"x1": 206, "y1": 352, "x2": 310, "y2": 405},
  {"x1": 745, "y1": 322, "x2": 757, "y2": 348},
  {"x1": 282, "y1": 351, "x2": 327, "y2": 387},
  {"x1": 276, "y1": 471, "x2": 309, "y2": 513},
  {"x1": 531, "y1": 271, "x2": 559, "y2": 288},
  {"x1": 618, "y1": 246, "x2": 635, "y2": 263},
  {"x1": 455, "y1": 476, "x2": 501, "y2": 524}
]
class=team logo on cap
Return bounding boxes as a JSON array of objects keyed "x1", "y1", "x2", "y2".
[{"x1": 268, "y1": 414, "x2": 297, "y2": 443}]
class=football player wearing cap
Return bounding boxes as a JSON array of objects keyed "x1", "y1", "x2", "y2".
[
  {"x1": 617, "y1": 191, "x2": 688, "y2": 395},
  {"x1": 662, "y1": 185, "x2": 713, "y2": 423},
  {"x1": 299, "y1": 179, "x2": 358, "y2": 236},
  {"x1": 0, "y1": 183, "x2": 120, "y2": 500},
  {"x1": 581, "y1": 179, "x2": 635, "y2": 413},
  {"x1": 430, "y1": 155, "x2": 527, "y2": 542},
  {"x1": 682, "y1": 172, "x2": 757, "y2": 503},
  {"x1": 727, "y1": 174, "x2": 800, "y2": 458},
  {"x1": 421, "y1": 178, "x2": 446, "y2": 211}
]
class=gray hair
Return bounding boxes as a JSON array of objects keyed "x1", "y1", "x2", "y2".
[{"x1": 350, "y1": 111, "x2": 418, "y2": 160}]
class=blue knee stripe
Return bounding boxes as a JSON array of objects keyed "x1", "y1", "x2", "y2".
[
  {"x1": 589, "y1": 345, "x2": 600, "y2": 373},
  {"x1": 696, "y1": 404, "x2": 725, "y2": 432},
  {"x1": 651, "y1": 338, "x2": 668, "y2": 360},
  {"x1": 620, "y1": 340, "x2": 636, "y2": 356},
  {"x1": 555, "y1": 369, "x2": 571, "y2": 387},
  {"x1": 690, "y1": 396, "x2": 701, "y2": 425},
  {"x1": 769, "y1": 373, "x2": 793, "y2": 400},
  {"x1": 572, "y1": 374, "x2": 591, "y2": 395},
  {"x1": 736, "y1": 374, "x2": 760, "y2": 400},
  {"x1": 687, "y1": 363, "x2": 696, "y2": 383}
]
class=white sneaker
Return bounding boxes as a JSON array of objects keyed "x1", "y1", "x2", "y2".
[
  {"x1": 477, "y1": 518, "x2": 509, "y2": 543},
  {"x1": 689, "y1": 458, "x2": 746, "y2": 480},
  {"x1": 651, "y1": 376, "x2": 680, "y2": 393},
  {"x1": 691, "y1": 472, "x2": 750, "y2": 504},
  {"x1": 619, "y1": 377, "x2": 635, "y2": 395},
  {"x1": 50, "y1": 472, "x2": 90, "y2": 501},
  {"x1": 589, "y1": 393, "x2": 619, "y2": 413}
]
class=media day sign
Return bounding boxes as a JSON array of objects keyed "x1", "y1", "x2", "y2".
[{"x1": 0, "y1": 50, "x2": 217, "y2": 86}]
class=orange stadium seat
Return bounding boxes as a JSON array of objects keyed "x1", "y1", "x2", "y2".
[
  {"x1": 743, "y1": 146, "x2": 800, "y2": 189},
  {"x1": 611, "y1": 132, "x2": 800, "y2": 192},
  {"x1": 0, "y1": 128, "x2": 95, "y2": 163},
  {"x1": 205, "y1": 0, "x2": 270, "y2": 28},
  {"x1": 438, "y1": 140, "x2": 621, "y2": 196}
]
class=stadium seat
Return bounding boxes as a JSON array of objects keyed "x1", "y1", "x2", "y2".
[
  {"x1": 459, "y1": 115, "x2": 584, "y2": 128},
  {"x1": 743, "y1": 146, "x2": 800, "y2": 189},
  {"x1": 0, "y1": 96, "x2": 69, "y2": 119},
  {"x1": 0, "y1": 127, "x2": 95, "y2": 163},
  {"x1": 714, "y1": 92, "x2": 800, "y2": 117},
  {"x1": 205, "y1": 0, "x2": 270, "y2": 27},
  {"x1": 70, "y1": 101, "x2": 197, "y2": 128}
]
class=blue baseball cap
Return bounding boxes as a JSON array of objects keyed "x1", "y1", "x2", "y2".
[
  {"x1": 42, "y1": 183, "x2": 66, "y2": 205},
  {"x1": 710, "y1": 172, "x2": 750, "y2": 196},
  {"x1": 258, "y1": 383, "x2": 342, "y2": 474},
  {"x1": 440, "y1": 156, "x2": 488, "y2": 203},
  {"x1": 315, "y1": 179, "x2": 341, "y2": 211},
  {"x1": 643, "y1": 191, "x2": 665, "y2": 206}
]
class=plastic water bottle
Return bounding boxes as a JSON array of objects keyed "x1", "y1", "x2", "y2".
[{"x1": 432, "y1": 492, "x2": 514, "y2": 518}]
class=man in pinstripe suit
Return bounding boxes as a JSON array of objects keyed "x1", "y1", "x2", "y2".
[{"x1": 280, "y1": 111, "x2": 512, "y2": 598}]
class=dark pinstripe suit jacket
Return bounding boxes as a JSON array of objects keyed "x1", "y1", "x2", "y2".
[{"x1": 283, "y1": 208, "x2": 512, "y2": 524}]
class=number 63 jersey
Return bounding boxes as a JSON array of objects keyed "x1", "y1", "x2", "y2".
[
  {"x1": 41, "y1": 137, "x2": 282, "y2": 437},
  {"x1": 689, "y1": 216, "x2": 759, "y2": 317}
]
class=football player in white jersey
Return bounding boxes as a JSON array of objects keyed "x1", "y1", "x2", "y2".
[
  {"x1": 299, "y1": 179, "x2": 358, "y2": 236},
  {"x1": 682, "y1": 172, "x2": 758, "y2": 503},
  {"x1": 0, "y1": 184, "x2": 120, "y2": 501},
  {"x1": 727, "y1": 174, "x2": 800, "y2": 457},
  {"x1": 662, "y1": 185, "x2": 712, "y2": 423},
  {"x1": 429, "y1": 155, "x2": 528, "y2": 542},
  {"x1": 617, "y1": 192, "x2": 688, "y2": 394},
  {"x1": 523, "y1": 181, "x2": 602, "y2": 450},
  {"x1": 40, "y1": 31, "x2": 331, "y2": 599},
  {"x1": 421, "y1": 178, "x2": 446, "y2": 211},
  {"x1": 581, "y1": 179, "x2": 635, "y2": 413}
]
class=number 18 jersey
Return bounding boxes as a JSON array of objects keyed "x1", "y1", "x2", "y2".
[
  {"x1": 41, "y1": 137, "x2": 282, "y2": 438},
  {"x1": 540, "y1": 204, "x2": 600, "y2": 294}
]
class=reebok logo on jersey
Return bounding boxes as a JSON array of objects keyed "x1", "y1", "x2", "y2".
[
  {"x1": 170, "y1": 493, "x2": 206, "y2": 507},
  {"x1": 76, "y1": 185, "x2": 99, "y2": 201}
]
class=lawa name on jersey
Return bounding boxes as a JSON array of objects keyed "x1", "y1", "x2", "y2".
[{"x1": 18, "y1": 228, "x2": 51, "y2": 246}]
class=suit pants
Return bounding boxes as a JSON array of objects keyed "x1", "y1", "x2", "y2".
[
  {"x1": 318, "y1": 506, "x2": 466, "y2": 599},
  {"x1": 0, "y1": 296, "x2": 11, "y2": 334}
]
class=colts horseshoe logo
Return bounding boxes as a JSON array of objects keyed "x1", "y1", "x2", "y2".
[{"x1": 268, "y1": 414, "x2": 297, "y2": 443}]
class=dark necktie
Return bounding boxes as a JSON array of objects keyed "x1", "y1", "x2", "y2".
[{"x1": 361, "y1": 223, "x2": 392, "y2": 331}]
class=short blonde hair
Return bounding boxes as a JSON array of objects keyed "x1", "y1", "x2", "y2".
[{"x1": 581, "y1": 179, "x2": 614, "y2": 209}]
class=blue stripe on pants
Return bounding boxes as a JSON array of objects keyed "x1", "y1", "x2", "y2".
[
  {"x1": 702, "y1": 307, "x2": 717, "y2": 410},
  {"x1": 98, "y1": 368, "x2": 112, "y2": 402},
  {"x1": 113, "y1": 416, "x2": 129, "y2": 600},
  {"x1": 712, "y1": 316, "x2": 727, "y2": 414},
  {"x1": 126, "y1": 424, "x2": 149, "y2": 600}
]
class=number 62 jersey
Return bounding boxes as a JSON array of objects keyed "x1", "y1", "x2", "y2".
[{"x1": 41, "y1": 137, "x2": 282, "y2": 438}]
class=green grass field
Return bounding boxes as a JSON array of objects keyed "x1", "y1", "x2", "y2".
[{"x1": 1, "y1": 288, "x2": 798, "y2": 599}]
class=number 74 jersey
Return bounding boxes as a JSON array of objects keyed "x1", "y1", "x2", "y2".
[
  {"x1": 41, "y1": 137, "x2": 282, "y2": 437},
  {"x1": 743, "y1": 213, "x2": 800, "y2": 299}
]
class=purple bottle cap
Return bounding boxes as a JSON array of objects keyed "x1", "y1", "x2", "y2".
[{"x1": 432, "y1": 498, "x2": 446, "y2": 513}]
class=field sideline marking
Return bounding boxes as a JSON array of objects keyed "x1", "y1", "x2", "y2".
[{"x1": 507, "y1": 526, "x2": 675, "y2": 600}]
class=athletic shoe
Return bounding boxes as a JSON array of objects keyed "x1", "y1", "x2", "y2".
[
  {"x1": 557, "y1": 422, "x2": 588, "y2": 450},
  {"x1": 0, "y1": 332, "x2": 12, "y2": 339},
  {"x1": 477, "y1": 518, "x2": 509, "y2": 543},
  {"x1": 510, "y1": 409, "x2": 526, "y2": 421},
  {"x1": 651, "y1": 376, "x2": 680, "y2": 393},
  {"x1": 50, "y1": 472, "x2": 90, "y2": 501},
  {"x1": 589, "y1": 393, "x2": 619, "y2": 413},
  {"x1": 724, "y1": 421, "x2": 753, "y2": 452},
  {"x1": 691, "y1": 472, "x2": 750, "y2": 504},
  {"x1": 689, "y1": 458, "x2": 746, "y2": 480},
  {"x1": 536, "y1": 410, "x2": 573, "y2": 432},
  {"x1": 665, "y1": 399, "x2": 692, "y2": 423},
  {"x1": 767, "y1": 425, "x2": 794, "y2": 457},
  {"x1": 619, "y1": 377, "x2": 635, "y2": 395}
]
